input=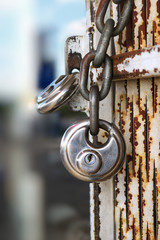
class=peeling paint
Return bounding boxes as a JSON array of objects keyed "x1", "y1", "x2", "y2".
[
  {"x1": 113, "y1": 0, "x2": 160, "y2": 239},
  {"x1": 66, "y1": 0, "x2": 160, "y2": 239},
  {"x1": 112, "y1": 45, "x2": 160, "y2": 80},
  {"x1": 114, "y1": 45, "x2": 160, "y2": 80}
]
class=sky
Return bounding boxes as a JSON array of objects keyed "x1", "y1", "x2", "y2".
[
  {"x1": 35, "y1": 0, "x2": 86, "y2": 29},
  {"x1": 34, "y1": 0, "x2": 86, "y2": 76},
  {"x1": 0, "y1": 0, "x2": 86, "y2": 99}
]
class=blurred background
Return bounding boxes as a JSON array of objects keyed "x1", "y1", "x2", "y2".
[{"x1": 0, "y1": 0, "x2": 90, "y2": 239}]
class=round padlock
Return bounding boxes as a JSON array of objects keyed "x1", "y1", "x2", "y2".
[
  {"x1": 60, "y1": 119, "x2": 125, "y2": 182},
  {"x1": 37, "y1": 73, "x2": 79, "y2": 113}
]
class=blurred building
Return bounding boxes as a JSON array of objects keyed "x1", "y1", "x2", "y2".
[{"x1": 0, "y1": 1, "x2": 89, "y2": 240}]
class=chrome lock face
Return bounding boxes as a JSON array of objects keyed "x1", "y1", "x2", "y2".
[
  {"x1": 60, "y1": 119, "x2": 125, "y2": 182},
  {"x1": 37, "y1": 72, "x2": 79, "y2": 113}
]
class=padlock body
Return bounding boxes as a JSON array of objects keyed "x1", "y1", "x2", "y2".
[{"x1": 60, "y1": 119, "x2": 126, "y2": 182}]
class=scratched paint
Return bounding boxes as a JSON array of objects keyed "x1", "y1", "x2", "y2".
[
  {"x1": 113, "y1": 45, "x2": 160, "y2": 80},
  {"x1": 114, "y1": 78, "x2": 160, "y2": 240},
  {"x1": 114, "y1": 0, "x2": 160, "y2": 239},
  {"x1": 66, "y1": 0, "x2": 160, "y2": 239},
  {"x1": 117, "y1": 49, "x2": 159, "y2": 74}
]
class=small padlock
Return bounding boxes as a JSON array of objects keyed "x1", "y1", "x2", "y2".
[
  {"x1": 60, "y1": 119, "x2": 125, "y2": 182},
  {"x1": 37, "y1": 73, "x2": 79, "y2": 113}
]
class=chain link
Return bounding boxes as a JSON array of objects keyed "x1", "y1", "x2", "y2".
[
  {"x1": 93, "y1": 19, "x2": 114, "y2": 68},
  {"x1": 96, "y1": 0, "x2": 133, "y2": 35},
  {"x1": 80, "y1": 0, "x2": 132, "y2": 137},
  {"x1": 80, "y1": 51, "x2": 112, "y2": 101},
  {"x1": 89, "y1": 85, "x2": 99, "y2": 136}
]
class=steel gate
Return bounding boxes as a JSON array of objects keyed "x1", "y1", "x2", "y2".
[{"x1": 65, "y1": 0, "x2": 160, "y2": 239}]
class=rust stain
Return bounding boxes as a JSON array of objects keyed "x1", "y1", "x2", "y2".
[
  {"x1": 116, "y1": 3, "x2": 122, "y2": 54},
  {"x1": 88, "y1": 0, "x2": 160, "y2": 238},
  {"x1": 115, "y1": 174, "x2": 120, "y2": 207},
  {"x1": 114, "y1": 77, "x2": 159, "y2": 239},
  {"x1": 97, "y1": 71, "x2": 103, "y2": 82},
  {"x1": 154, "y1": 81, "x2": 158, "y2": 113},
  {"x1": 119, "y1": 210, "x2": 124, "y2": 240},
  {"x1": 126, "y1": 3, "x2": 133, "y2": 51},
  {"x1": 151, "y1": 78, "x2": 155, "y2": 115},
  {"x1": 96, "y1": 0, "x2": 106, "y2": 19},
  {"x1": 139, "y1": 0, "x2": 147, "y2": 48},
  {"x1": 138, "y1": 158, "x2": 143, "y2": 239},
  {"x1": 132, "y1": 0, "x2": 138, "y2": 50},
  {"x1": 90, "y1": 70, "x2": 94, "y2": 85},
  {"x1": 94, "y1": 183, "x2": 101, "y2": 240},
  {"x1": 146, "y1": 0, "x2": 151, "y2": 20},
  {"x1": 67, "y1": 52, "x2": 82, "y2": 74},
  {"x1": 90, "y1": 0, "x2": 96, "y2": 24},
  {"x1": 154, "y1": 1, "x2": 160, "y2": 45},
  {"x1": 140, "y1": 99, "x2": 151, "y2": 181},
  {"x1": 134, "y1": 117, "x2": 141, "y2": 130},
  {"x1": 120, "y1": 96, "x2": 126, "y2": 135},
  {"x1": 153, "y1": 162, "x2": 158, "y2": 239},
  {"x1": 112, "y1": 45, "x2": 160, "y2": 81}
]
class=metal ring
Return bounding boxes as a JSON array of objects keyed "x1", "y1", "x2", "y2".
[
  {"x1": 89, "y1": 85, "x2": 99, "y2": 136},
  {"x1": 96, "y1": 0, "x2": 132, "y2": 36},
  {"x1": 96, "y1": 0, "x2": 112, "y2": 33},
  {"x1": 93, "y1": 19, "x2": 114, "y2": 68},
  {"x1": 37, "y1": 73, "x2": 79, "y2": 113},
  {"x1": 80, "y1": 51, "x2": 96, "y2": 101},
  {"x1": 100, "y1": 54, "x2": 112, "y2": 100},
  {"x1": 112, "y1": 0, "x2": 133, "y2": 36},
  {"x1": 37, "y1": 75, "x2": 65, "y2": 104},
  {"x1": 80, "y1": 51, "x2": 113, "y2": 101}
]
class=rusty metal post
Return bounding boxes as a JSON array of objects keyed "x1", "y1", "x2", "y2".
[
  {"x1": 88, "y1": 0, "x2": 160, "y2": 239},
  {"x1": 113, "y1": 1, "x2": 160, "y2": 239},
  {"x1": 66, "y1": 0, "x2": 160, "y2": 239}
]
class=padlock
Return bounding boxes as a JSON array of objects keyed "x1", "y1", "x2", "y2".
[
  {"x1": 60, "y1": 119, "x2": 125, "y2": 182},
  {"x1": 37, "y1": 72, "x2": 79, "y2": 113}
]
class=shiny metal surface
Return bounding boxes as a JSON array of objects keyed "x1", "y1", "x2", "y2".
[
  {"x1": 60, "y1": 119, "x2": 126, "y2": 182},
  {"x1": 37, "y1": 73, "x2": 79, "y2": 113},
  {"x1": 85, "y1": 0, "x2": 160, "y2": 238},
  {"x1": 89, "y1": 85, "x2": 99, "y2": 136},
  {"x1": 76, "y1": 149, "x2": 102, "y2": 175}
]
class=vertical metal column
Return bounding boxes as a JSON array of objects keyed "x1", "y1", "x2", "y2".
[
  {"x1": 85, "y1": 1, "x2": 114, "y2": 239},
  {"x1": 114, "y1": 1, "x2": 160, "y2": 239},
  {"x1": 86, "y1": 0, "x2": 160, "y2": 239},
  {"x1": 66, "y1": 0, "x2": 160, "y2": 239}
]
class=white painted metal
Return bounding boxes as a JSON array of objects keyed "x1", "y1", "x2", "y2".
[
  {"x1": 116, "y1": 45, "x2": 160, "y2": 80},
  {"x1": 66, "y1": 1, "x2": 114, "y2": 238},
  {"x1": 66, "y1": 0, "x2": 160, "y2": 239}
]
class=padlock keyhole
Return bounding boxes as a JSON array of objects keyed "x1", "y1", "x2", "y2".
[{"x1": 85, "y1": 154, "x2": 96, "y2": 165}]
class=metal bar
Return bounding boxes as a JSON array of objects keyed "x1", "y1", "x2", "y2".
[
  {"x1": 67, "y1": 0, "x2": 160, "y2": 239},
  {"x1": 112, "y1": 45, "x2": 160, "y2": 81},
  {"x1": 65, "y1": 36, "x2": 83, "y2": 74},
  {"x1": 114, "y1": 0, "x2": 160, "y2": 239}
]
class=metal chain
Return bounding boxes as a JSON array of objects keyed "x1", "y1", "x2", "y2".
[
  {"x1": 89, "y1": 85, "x2": 99, "y2": 136},
  {"x1": 96, "y1": 0, "x2": 132, "y2": 35},
  {"x1": 80, "y1": 0, "x2": 132, "y2": 136},
  {"x1": 93, "y1": 19, "x2": 114, "y2": 67},
  {"x1": 80, "y1": 51, "x2": 112, "y2": 101}
]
